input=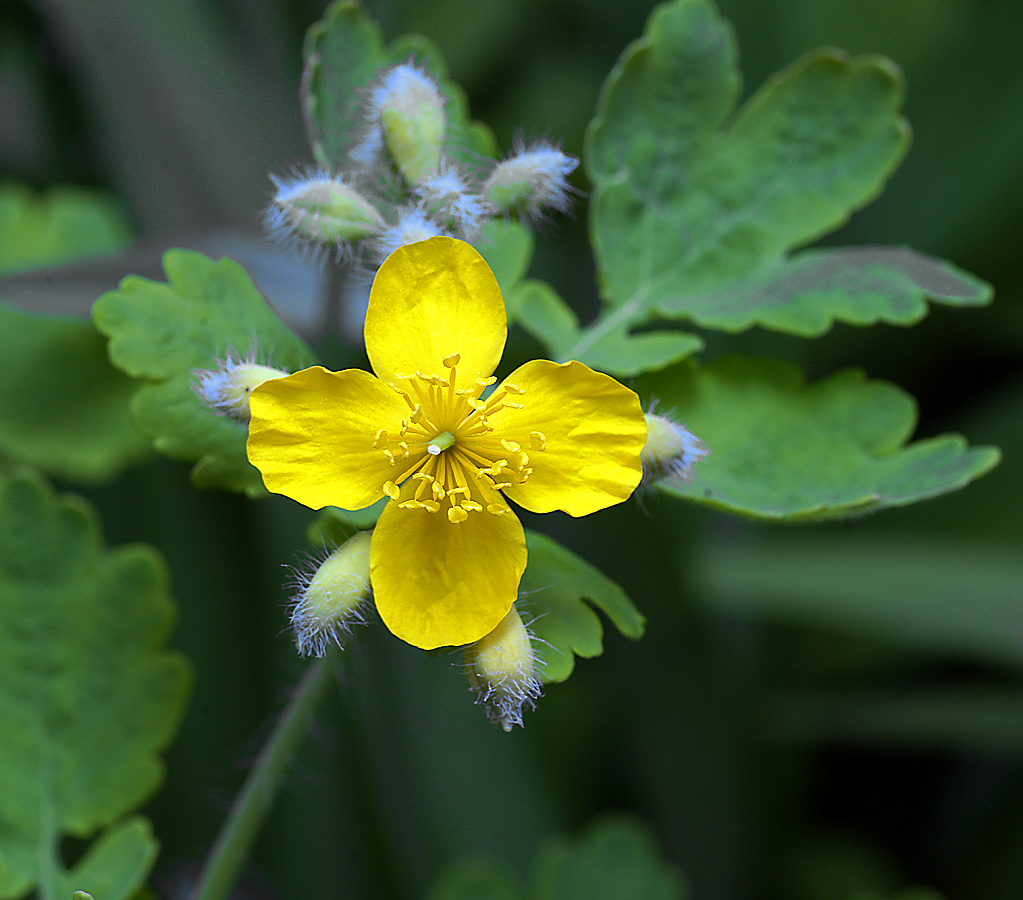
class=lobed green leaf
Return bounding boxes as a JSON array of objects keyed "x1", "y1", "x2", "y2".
[
  {"x1": 92, "y1": 249, "x2": 316, "y2": 497},
  {"x1": 521, "y1": 531, "x2": 645, "y2": 684},
  {"x1": 0, "y1": 470, "x2": 190, "y2": 900},
  {"x1": 583, "y1": 0, "x2": 987, "y2": 344},
  {"x1": 532, "y1": 815, "x2": 687, "y2": 900},
  {"x1": 638, "y1": 355, "x2": 999, "y2": 519},
  {"x1": 0, "y1": 304, "x2": 149, "y2": 482}
]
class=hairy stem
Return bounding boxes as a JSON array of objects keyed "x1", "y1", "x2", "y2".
[{"x1": 190, "y1": 646, "x2": 342, "y2": 900}]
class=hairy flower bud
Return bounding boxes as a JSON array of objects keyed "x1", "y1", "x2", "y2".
[
  {"x1": 464, "y1": 604, "x2": 542, "y2": 731},
  {"x1": 265, "y1": 170, "x2": 383, "y2": 257},
  {"x1": 484, "y1": 139, "x2": 578, "y2": 220},
  {"x1": 641, "y1": 410, "x2": 708, "y2": 483},
  {"x1": 412, "y1": 164, "x2": 489, "y2": 239},
  {"x1": 369, "y1": 206, "x2": 447, "y2": 263},
  {"x1": 193, "y1": 350, "x2": 288, "y2": 422},
  {"x1": 290, "y1": 531, "x2": 372, "y2": 657},
  {"x1": 371, "y1": 63, "x2": 446, "y2": 184}
]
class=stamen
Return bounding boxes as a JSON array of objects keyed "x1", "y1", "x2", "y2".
[
  {"x1": 530, "y1": 431, "x2": 546, "y2": 450},
  {"x1": 443, "y1": 353, "x2": 460, "y2": 367}
]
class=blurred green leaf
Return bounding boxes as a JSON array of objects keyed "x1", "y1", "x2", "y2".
[
  {"x1": 639, "y1": 355, "x2": 999, "y2": 519},
  {"x1": 695, "y1": 534, "x2": 1023, "y2": 671},
  {"x1": 427, "y1": 858, "x2": 525, "y2": 900},
  {"x1": 0, "y1": 470, "x2": 190, "y2": 900},
  {"x1": 0, "y1": 183, "x2": 130, "y2": 277},
  {"x1": 521, "y1": 531, "x2": 645, "y2": 684},
  {"x1": 307, "y1": 501, "x2": 386, "y2": 546},
  {"x1": 512, "y1": 279, "x2": 701, "y2": 377},
  {"x1": 302, "y1": 1, "x2": 495, "y2": 172},
  {"x1": 0, "y1": 304, "x2": 149, "y2": 482},
  {"x1": 91, "y1": 250, "x2": 316, "y2": 497},
  {"x1": 478, "y1": 219, "x2": 534, "y2": 301},
  {"x1": 580, "y1": 0, "x2": 984, "y2": 346},
  {"x1": 532, "y1": 815, "x2": 687, "y2": 900}
]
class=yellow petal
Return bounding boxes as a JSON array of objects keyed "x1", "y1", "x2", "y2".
[
  {"x1": 371, "y1": 495, "x2": 527, "y2": 650},
  {"x1": 365, "y1": 237, "x2": 506, "y2": 390},
  {"x1": 247, "y1": 366, "x2": 413, "y2": 510},
  {"x1": 493, "y1": 359, "x2": 647, "y2": 517}
]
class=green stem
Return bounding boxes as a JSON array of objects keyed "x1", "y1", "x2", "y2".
[{"x1": 190, "y1": 646, "x2": 342, "y2": 900}]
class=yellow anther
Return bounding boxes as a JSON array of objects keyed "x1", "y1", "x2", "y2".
[
  {"x1": 432, "y1": 482, "x2": 446, "y2": 500},
  {"x1": 487, "y1": 504, "x2": 508, "y2": 515},
  {"x1": 443, "y1": 353, "x2": 461, "y2": 367},
  {"x1": 399, "y1": 500, "x2": 419, "y2": 509},
  {"x1": 517, "y1": 452, "x2": 530, "y2": 468},
  {"x1": 397, "y1": 441, "x2": 410, "y2": 458},
  {"x1": 494, "y1": 482, "x2": 512, "y2": 490},
  {"x1": 422, "y1": 500, "x2": 440, "y2": 513},
  {"x1": 503, "y1": 383, "x2": 524, "y2": 395},
  {"x1": 384, "y1": 481, "x2": 400, "y2": 500},
  {"x1": 448, "y1": 506, "x2": 469, "y2": 524},
  {"x1": 447, "y1": 486, "x2": 469, "y2": 498},
  {"x1": 373, "y1": 430, "x2": 388, "y2": 448},
  {"x1": 469, "y1": 397, "x2": 487, "y2": 410},
  {"x1": 503, "y1": 402, "x2": 523, "y2": 410},
  {"x1": 476, "y1": 376, "x2": 497, "y2": 388},
  {"x1": 383, "y1": 449, "x2": 396, "y2": 466},
  {"x1": 410, "y1": 405, "x2": 424, "y2": 423},
  {"x1": 398, "y1": 421, "x2": 409, "y2": 436},
  {"x1": 462, "y1": 501, "x2": 483, "y2": 512},
  {"x1": 501, "y1": 439, "x2": 520, "y2": 453},
  {"x1": 529, "y1": 431, "x2": 546, "y2": 450},
  {"x1": 413, "y1": 472, "x2": 435, "y2": 482}
]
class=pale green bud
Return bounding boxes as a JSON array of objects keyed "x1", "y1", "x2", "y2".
[
  {"x1": 372, "y1": 64, "x2": 446, "y2": 184},
  {"x1": 484, "y1": 140, "x2": 578, "y2": 220},
  {"x1": 640, "y1": 410, "x2": 708, "y2": 483},
  {"x1": 193, "y1": 350, "x2": 288, "y2": 423},
  {"x1": 465, "y1": 604, "x2": 542, "y2": 731},
  {"x1": 266, "y1": 170, "x2": 383, "y2": 254},
  {"x1": 291, "y1": 531, "x2": 372, "y2": 657}
]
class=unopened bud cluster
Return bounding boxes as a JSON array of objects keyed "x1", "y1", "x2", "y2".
[
  {"x1": 267, "y1": 61, "x2": 578, "y2": 266},
  {"x1": 193, "y1": 349, "x2": 288, "y2": 423},
  {"x1": 640, "y1": 409, "x2": 709, "y2": 483},
  {"x1": 289, "y1": 531, "x2": 373, "y2": 657},
  {"x1": 464, "y1": 604, "x2": 543, "y2": 731}
]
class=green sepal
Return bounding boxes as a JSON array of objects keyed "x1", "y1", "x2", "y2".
[
  {"x1": 302, "y1": 1, "x2": 495, "y2": 171},
  {"x1": 511, "y1": 280, "x2": 701, "y2": 378},
  {"x1": 0, "y1": 470, "x2": 190, "y2": 900},
  {"x1": 638, "y1": 355, "x2": 999, "y2": 520},
  {"x1": 307, "y1": 500, "x2": 387, "y2": 547},
  {"x1": 521, "y1": 531, "x2": 645, "y2": 684},
  {"x1": 584, "y1": 0, "x2": 985, "y2": 345},
  {"x1": 0, "y1": 304, "x2": 149, "y2": 482},
  {"x1": 0, "y1": 182, "x2": 130, "y2": 277},
  {"x1": 91, "y1": 249, "x2": 316, "y2": 497}
]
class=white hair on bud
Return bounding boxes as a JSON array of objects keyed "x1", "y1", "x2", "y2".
[
  {"x1": 485, "y1": 137, "x2": 580, "y2": 221},
  {"x1": 368, "y1": 205, "x2": 449, "y2": 264},
  {"x1": 412, "y1": 162, "x2": 490, "y2": 239},
  {"x1": 192, "y1": 345, "x2": 288, "y2": 423}
]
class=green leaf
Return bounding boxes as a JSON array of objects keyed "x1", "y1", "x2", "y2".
[
  {"x1": 0, "y1": 470, "x2": 190, "y2": 900},
  {"x1": 657, "y1": 246, "x2": 992, "y2": 335},
  {"x1": 56, "y1": 818, "x2": 156, "y2": 900},
  {"x1": 512, "y1": 280, "x2": 701, "y2": 378},
  {"x1": 0, "y1": 182, "x2": 130, "y2": 277},
  {"x1": 307, "y1": 501, "x2": 386, "y2": 547},
  {"x1": 478, "y1": 218, "x2": 534, "y2": 303},
  {"x1": 0, "y1": 304, "x2": 149, "y2": 482},
  {"x1": 427, "y1": 858, "x2": 524, "y2": 900},
  {"x1": 638, "y1": 355, "x2": 999, "y2": 519},
  {"x1": 521, "y1": 531, "x2": 645, "y2": 684},
  {"x1": 91, "y1": 249, "x2": 316, "y2": 497},
  {"x1": 532, "y1": 815, "x2": 687, "y2": 900},
  {"x1": 583, "y1": 0, "x2": 983, "y2": 339},
  {"x1": 302, "y1": 1, "x2": 495, "y2": 171}
]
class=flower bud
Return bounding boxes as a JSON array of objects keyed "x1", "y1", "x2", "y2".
[
  {"x1": 412, "y1": 164, "x2": 489, "y2": 239},
  {"x1": 193, "y1": 350, "x2": 288, "y2": 423},
  {"x1": 483, "y1": 139, "x2": 578, "y2": 220},
  {"x1": 290, "y1": 531, "x2": 372, "y2": 657},
  {"x1": 369, "y1": 206, "x2": 447, "y2": 264},
  {"x1": 640, "y1": 410, "x2": 708, "y2": 483},
  {"x1": 464, "y1": 604, "x2": 542, "y2": 731},
  {"x1": 265, "y1": 169, "x2": 383, "y2": 257},
  {"x1": 371, "y1": 63, "x2": 446, "y2": 184}
]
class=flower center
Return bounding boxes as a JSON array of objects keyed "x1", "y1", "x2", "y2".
[{"x1": 372, "y1": 354, "x2": 547, "y2": 523}]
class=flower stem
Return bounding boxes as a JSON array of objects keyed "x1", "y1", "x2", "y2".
[{"x1": 190, "y1": 645, "x2": 342, "y2": 900}]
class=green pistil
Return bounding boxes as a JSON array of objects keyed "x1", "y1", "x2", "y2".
[{"x1": 427, "y1": 431, "x2": 456, "y2": 456}]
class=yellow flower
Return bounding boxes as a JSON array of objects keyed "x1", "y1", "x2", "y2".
[{"x1": 247, "y1": 237, "x2": 646, "y2": 650}]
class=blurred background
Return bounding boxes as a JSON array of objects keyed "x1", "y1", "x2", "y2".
[{"x1": 1, "y1": 1, "x2": 1021, "y2": 898}]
